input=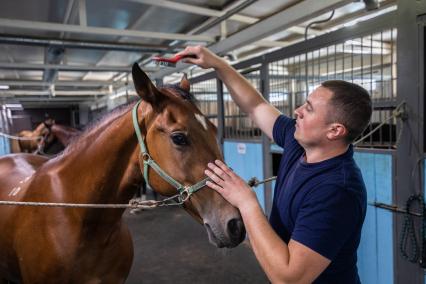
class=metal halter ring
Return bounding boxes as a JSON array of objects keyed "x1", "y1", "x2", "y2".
[
  {"x1": 141, "y1": 152, "x2": 151, "y2": 162},
  {"x1": 179, "y1": 188, "x2": 191, "y2": 203}
]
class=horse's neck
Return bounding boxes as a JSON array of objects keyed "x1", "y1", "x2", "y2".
[
  {"x1": 55, "y1": 106, "x2": 147, "y2": 207},
  {"x1": 52, "y1": 125, "x2": 76, "y2": 145},
  {"x1": 33, "y1": 123, "x2": 45, "y2": 136}
]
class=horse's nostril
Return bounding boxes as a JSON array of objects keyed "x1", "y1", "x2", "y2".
[{"x1": 227, "y1": 218, "x2": 245, "y2": 241}]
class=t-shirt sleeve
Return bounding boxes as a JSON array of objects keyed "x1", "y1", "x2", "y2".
[
  {"x1": 272, "y1": 115, "x2": 296, "y2": 148},
  {"x1": 291, "y1": 185, "x2": 362, "y2": 260}
]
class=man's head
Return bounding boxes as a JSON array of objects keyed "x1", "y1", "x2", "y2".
[{"x1": 294, "y1": 80, "x2": 372, "y2": 147}]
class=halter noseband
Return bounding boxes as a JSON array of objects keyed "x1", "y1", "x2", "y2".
[{"x1": 132, "y1": 100, "x2": 210, "y2": 202}]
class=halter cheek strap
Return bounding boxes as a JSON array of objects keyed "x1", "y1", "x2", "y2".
[{"x1": 132, "y1": 100, "x2": 210, "y2": 201}]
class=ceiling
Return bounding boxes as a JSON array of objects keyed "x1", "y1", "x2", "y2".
[{"x1": 0, "y1": 0, "x2": 395, "y2": 108}]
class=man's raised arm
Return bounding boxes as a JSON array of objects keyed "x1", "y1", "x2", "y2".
[{"x1": 178, "y1": 46, "x2": 281, "y2": 140}]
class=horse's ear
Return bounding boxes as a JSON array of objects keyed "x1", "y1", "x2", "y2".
[
  {"x1": 179, "y1": 73, "x2": 190, "y2": 93},
  {"x1": 132, "y1": 63, "x2": 163, "y2": 106}
]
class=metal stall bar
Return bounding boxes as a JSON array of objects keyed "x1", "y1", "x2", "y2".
[
  {"x1": 395, "y1": 2, "x2": 426, "y2": 283},
  {"x1": 260, "y1": 62, "x2": 273, "y2": 216}
]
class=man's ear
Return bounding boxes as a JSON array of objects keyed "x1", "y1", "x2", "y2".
[
  {"x1": 132, "y1": 63, "x2": 165, "y2": 108},
  {"x1": 327, "y1": 123, "x2": 347, "y2": 140}
]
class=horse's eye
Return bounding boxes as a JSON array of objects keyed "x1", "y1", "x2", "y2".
[{"x1": 171, "y1": 133, "x2": 189, "y2": 146}]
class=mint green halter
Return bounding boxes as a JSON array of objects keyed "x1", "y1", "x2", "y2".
[{"x1": 132, "y1": 100, "x2": 210, "y2": 202}]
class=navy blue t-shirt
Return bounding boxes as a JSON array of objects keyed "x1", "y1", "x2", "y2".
[{"x1": 269, "y1": 115, "x2": 367, "y2": 284}]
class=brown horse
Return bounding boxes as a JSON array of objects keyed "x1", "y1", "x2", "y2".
[
  {"x1": 0, "y1": 63, "x2": 245, "y2": 283},
  {"x1": 49, "y1": 124, "x2": 81, "y2": 147},
  {"x1": 10, "y1": 119, "x2": 55, "y2": 154},
  {"x1": 37, "y1": 123, "x2": 81, "y2": 155}
]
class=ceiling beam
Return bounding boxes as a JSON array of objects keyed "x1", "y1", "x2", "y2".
[
  {"x1": 0, "y1": 62, "x2": 154, "y2": 72},
  {"x1": 253, "y1": 40, "x2": 290, "y2": 48},
  {"x1": 127, "y1": 0, "x2": 257, "y2": 24},
  {"x1": 151, "y1": 0, "x2": 352, "y2": 79},
  {"x1": 0, "y1": 80, "x2": 117, "y2": 87},
  {"x1": 319, "y1": 0, "x2": 396, "y2": 30},
  {"x1": 0, "y1": 35, "x2": 170, "y2": 53},
  {"x1": 60, "y1": 0, "x2": 76, "y2": 38},
  {"x1": 127, "y1": 0, "x2": 323, "y2": 34},
  {"x1": 78, "y1": 0, "x2": 87, "y2": 27},
  {"x1": 208, "y1": 0, "x2": 352, "y2": 54},
  {"x1": 80, "y1": 4, "x2": 162, "y2": 81},
  {"x1": 0, "y1": 18, "x2": 215, "y2": 42},
  {"x1": 0, "y1": 90, "x2": 109, "y2": 96}
]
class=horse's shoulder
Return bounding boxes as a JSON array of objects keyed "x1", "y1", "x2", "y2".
[{"x1": 0, "y1": 154, "x2": 47, "y2": 177}]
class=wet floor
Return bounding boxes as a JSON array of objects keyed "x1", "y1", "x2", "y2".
[{"x1": 125, "y1": 201, "x2": 268, "y2": 284}]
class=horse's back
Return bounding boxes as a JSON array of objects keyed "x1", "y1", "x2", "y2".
[
  {"x1": 0, "y1": 154, "x2": 48, "y2": 224},
  {"x1": 0, "y1": 154, "x2": 48, "y2": 281},
  {"x1": 0, "y1": 154, "x2": 47, "y2": 195}
]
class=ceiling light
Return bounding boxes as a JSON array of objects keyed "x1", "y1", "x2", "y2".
[{"x1": 4, "y1": 103, "x2": 23, "y2": 109}]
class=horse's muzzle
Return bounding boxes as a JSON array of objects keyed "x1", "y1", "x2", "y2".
[{"x1": 204, "y1": 217, "x2": 246, "y2": 248}]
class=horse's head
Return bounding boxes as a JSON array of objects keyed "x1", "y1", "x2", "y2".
[
  {"x1": 37, "y1": 118, "x2": 56, "y2": 150},
  {"x1": 132, "y1": 63, "x2": 245, "y2": 248}
]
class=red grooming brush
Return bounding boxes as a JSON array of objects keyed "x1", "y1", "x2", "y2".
[{"x1": 152, "y1": 54, "x2": 197, "y2": 68}]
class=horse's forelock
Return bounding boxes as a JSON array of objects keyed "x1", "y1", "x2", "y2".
[{"x1": 161, "y1": 84, "x2": 197, "y2": 105}]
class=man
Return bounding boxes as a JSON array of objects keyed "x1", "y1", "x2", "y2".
[{"x1": 177, "y1": 46, "x2": 371, "y2": 284}]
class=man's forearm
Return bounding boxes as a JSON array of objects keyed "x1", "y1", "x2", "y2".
[
  {"x1": 214, "y1": 61, "x2": 268, "y2": 116},
  {"x1": 239, "y1": 201, "x2": 292, "y2": 283}
]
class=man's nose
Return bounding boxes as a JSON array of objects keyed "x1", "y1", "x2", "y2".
[{"x1": 294, "y1": 107, "x2": 302, "y2": 118}]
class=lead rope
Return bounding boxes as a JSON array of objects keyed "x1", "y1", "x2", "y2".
[
  {"x1": 0, "y1": 131, "x2": 43, "y2": 141},
  {"x1": 0, "y1": 176, "x2": 276, "y2": 209}
]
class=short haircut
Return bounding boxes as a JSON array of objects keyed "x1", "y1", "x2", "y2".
[{"x1": 321, "y1": 80, "x2": 372, "y2": 143}]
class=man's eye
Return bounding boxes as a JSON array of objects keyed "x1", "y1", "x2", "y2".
[{"x1": 171, "y1": 133, "x2": 189, "y2": 146}]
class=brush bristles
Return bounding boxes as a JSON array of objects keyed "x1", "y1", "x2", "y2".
[{"x1": 154, "y1": 61, "x2": 176, "y2": 68}]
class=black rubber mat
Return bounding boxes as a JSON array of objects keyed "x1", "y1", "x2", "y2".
[{"x1": 125, "y1": 204, "x2": 268, "y2": 284}]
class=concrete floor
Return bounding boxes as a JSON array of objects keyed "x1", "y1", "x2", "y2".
[{"x1": 124, "y1": 202, "x2": 268, "y2": 284}]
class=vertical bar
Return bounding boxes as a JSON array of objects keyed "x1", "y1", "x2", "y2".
[
  {"x1": 327, "y1": 46, "x2": 330, "y2": 80},
  {"x1": 342, "y1": 44, "x2": 345, "y2": 81},
  {"x1": 261, "y1": 62, "x2": 272, "y2": 216},
  {"x1": 370, "y1": 34, "x2": 373, "y2": 100},
  {"x1": 216, "y1": 78, "x2": 225, "y2": 153},
  {"x1": 351, "y1": 38, "x2": 354, "y2": 83},
  {"x1": 334, "y1": 44, "x2": 337, "y2": 80},
  {"x1": 390, "y1": 29, "x2": 394, "y2": 100},
  {"x1": 381, "y1": 31, "x2": 384, "y2": 101},
  {"x1": 317, "y1": 49, "x2": 320, "y2": 86},
  {"x1": 78, "y1": 0, "x2": 87, "y2": 27}
]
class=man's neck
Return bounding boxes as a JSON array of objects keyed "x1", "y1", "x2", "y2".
[{"x1": 303, "y1": 143, "x2": 350, "y2": 164}]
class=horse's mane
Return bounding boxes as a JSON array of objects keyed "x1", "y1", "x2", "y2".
[
  {"x1": 162, "y1": 84, "x2": 198, "y2": 104},
  {"x1": 62, "y1": 98, "x2": 138, "y2": 155},
  {"x1": 60, "y1": 85, "x2": 197, "y2": 156}
]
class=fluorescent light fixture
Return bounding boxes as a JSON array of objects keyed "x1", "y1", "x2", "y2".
[
  {"x1": 0, "y1": 85, "x2": 9, "y2": 90},
  {"x1": 4, "y1": 103, "x2": 23, "y2": 109},
  {"x1": 110, "y1": 89, "x2": 137, "y2": 100}
]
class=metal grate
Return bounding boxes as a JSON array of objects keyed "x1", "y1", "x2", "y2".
[
  {"x1": 191, "y1": 79, "x2": 219, "y2": 127},
  {"x1": 268, "y1": 28, "x2": 398, "y2": 149},
  {"x1": 223, "y1": 69, "x2": 262, "y2": 140}
]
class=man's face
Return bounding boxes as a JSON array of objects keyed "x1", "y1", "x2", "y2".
[{"x1": 294, "y1": 86, "x2": 334, "y2": 147}]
